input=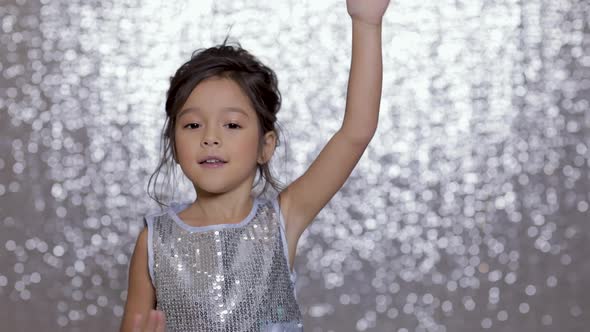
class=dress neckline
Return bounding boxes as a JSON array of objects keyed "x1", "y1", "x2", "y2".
[{"x1": 167, "y1": 197, "x2": 260, "y2": 233}]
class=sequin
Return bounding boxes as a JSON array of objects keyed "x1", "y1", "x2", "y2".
[{"x1": 146, "y1": 196, "x2": 302, "y2": 331}]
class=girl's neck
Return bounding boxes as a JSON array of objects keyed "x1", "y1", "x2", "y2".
[{"x1": 184, "y1": 191, "x2": 255, "y2": 225}]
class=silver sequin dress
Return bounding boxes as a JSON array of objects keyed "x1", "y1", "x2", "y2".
[{"x1": 145, "y1": 195, "x2": 304, "y2": 332}]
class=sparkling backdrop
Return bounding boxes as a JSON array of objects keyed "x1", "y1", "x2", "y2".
[{"x1": 1, "y1": 0, "x2": 589, "y2": 331}]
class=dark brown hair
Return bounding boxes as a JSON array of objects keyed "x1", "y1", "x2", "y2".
[{"x1": 147, "y1": 37, "x2": 286, "y2": 207}]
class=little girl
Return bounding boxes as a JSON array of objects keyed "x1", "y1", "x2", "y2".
[{"x1": 120, "y1": 1, "x2": 390, "y2": 331}]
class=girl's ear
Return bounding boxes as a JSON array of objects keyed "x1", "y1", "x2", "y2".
[{"x1": 258, "y1": 131, "x2": 277, "y2": 165}]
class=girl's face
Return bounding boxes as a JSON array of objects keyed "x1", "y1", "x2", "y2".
[{"x1": 174, "y1": 76, "x2": 275, "y2": 195}]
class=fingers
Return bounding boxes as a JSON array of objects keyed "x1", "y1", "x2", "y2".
[
  {"x1": 144, "y1": 310, "x2": 158, "y2": 331},
  {"x1": 131, "y1": 310, "x2": 165, "y2": 332},
  {"x1": 132, "y1": 313, "x2": 143, "y2": 332},
  {"x1": 156, "y1": 311, "x2": 166, "y2": 332}
]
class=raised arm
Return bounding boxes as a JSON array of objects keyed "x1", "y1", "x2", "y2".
[{"x1": 279, "y1": 0, "x2": 391, "y2": 265}]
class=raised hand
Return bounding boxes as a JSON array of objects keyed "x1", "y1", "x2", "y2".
[
  {"x1": 346, "y1": 0, "x2": 391, "y2": 25},
  {"x1": 132, "y1": 310, "x2": 166, "y2": 332}
]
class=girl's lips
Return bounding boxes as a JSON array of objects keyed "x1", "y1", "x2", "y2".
[
  {"x1": 199, "y1": 161, "x2": 226, "y2": 168},
  {"x1": 199, "y1": 155, "x2": 227, "y2": 164}
]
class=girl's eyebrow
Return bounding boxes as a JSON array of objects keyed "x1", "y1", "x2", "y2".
[{"x1": 177, "y1": 107, "x2": 249, "y2": 119}]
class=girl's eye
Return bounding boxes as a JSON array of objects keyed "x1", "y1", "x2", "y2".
[
  {"x1": 226, "y1": 123, "x2": 241, "y2": 129},
  {"x1": 185, "y1": 123, "x2": 200, "y2": 129}
]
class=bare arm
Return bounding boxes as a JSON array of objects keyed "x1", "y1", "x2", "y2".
[
  {"x1": 280, "y1": 0, "x2": 390, "y2": 267},
  {"x1": 341, "y1": 19, "x2": 383, "y2": 142},
  {"x1": 119, "y1": 228, "x2": 160, "y2": 332}
]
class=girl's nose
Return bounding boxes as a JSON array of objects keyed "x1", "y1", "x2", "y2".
[{"x1": 201, "y1": 137, "x2": 220, "y2": 147}]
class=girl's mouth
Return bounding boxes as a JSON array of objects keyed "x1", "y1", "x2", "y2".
[{"x1": 199, "y1": 160, "x2": 227, "y2": 168}]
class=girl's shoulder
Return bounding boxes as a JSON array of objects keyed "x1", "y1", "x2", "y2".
[{"x1": 142, "y1": 201, "x2": 190, "y2": 226}]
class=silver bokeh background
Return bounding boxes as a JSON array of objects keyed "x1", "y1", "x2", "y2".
[{"x1": 1, "y1": 0, "x2": 589, "y2": 331}]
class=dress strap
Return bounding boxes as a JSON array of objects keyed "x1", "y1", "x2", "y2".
[
  {"x1": 145, "y1": 214, "x2": 156, "y2": 289},
  {"x1": 270, "y1": 194, "x2": 297, "y2": 284}
]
